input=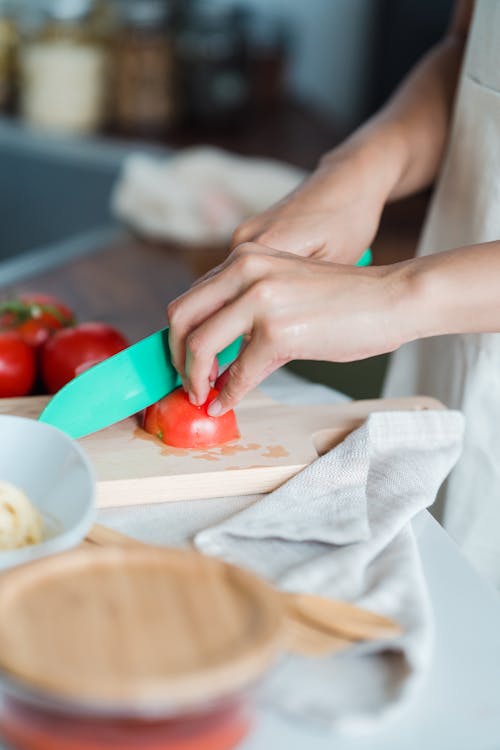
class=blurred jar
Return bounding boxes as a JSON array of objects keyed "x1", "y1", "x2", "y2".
[
  {"x1": 176, "y1": 2, "x2": 250, "y2": 126},
  {"x1": 112, "y1": 0, "x2": 176, "y2": 137},
  {"x1": 19, "y1": 0, "x2": 108, "y2": 135},
  {"x1": 245, "y1": 12, "x2": 289, "y2": 110},
  {"x1": 0, "y1": 0, "x2": 18, "y2": 111}
]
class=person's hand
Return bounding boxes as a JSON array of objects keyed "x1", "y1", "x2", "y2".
[
  {"x1": 230, "y1": 143, "x2": 396, "y2": 265},
  {"x1": 167, "y1": 243, "x2": 413, "y2": 415}
]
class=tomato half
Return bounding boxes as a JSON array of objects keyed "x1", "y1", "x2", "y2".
[
  {"x1": 0, "y1": 332, "x2": 36, "y2": 397},
  {"x1": 143, "y1": 388, "x2": 239, "y2": 449},
  {"x1": 41, "y1": 323, "x2": 129, "y2": 394},
  {"x1": 0, "y1": 293, "x2": 74, "y2": 349}
]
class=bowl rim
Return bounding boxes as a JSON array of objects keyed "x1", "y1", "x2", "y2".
[{"x1": 0, "y1": 414, "x2": 96, "y2": 570}]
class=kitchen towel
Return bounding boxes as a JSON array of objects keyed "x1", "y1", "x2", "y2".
[
  {"x1": 195, "y1": 408, "x2": 465, "y2": 732},
  {"x1": 111, "y1": 146, "x2": 305, "y2": 247}
]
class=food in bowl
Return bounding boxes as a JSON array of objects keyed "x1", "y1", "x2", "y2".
[{"x1": 0, "y1": 481, "x2": 43, "y2": 551}]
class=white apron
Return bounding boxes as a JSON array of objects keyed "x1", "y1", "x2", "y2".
[{"x1": 384, "y1": 0, "x2": 500, "y2": 586}]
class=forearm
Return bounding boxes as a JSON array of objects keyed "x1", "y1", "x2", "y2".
[
  {"x1": 395, "y1": 242, "x2": 500, "y2": 343},
  {"x1": 322, "y1": 29, "x2": 467, "y2": 206}
]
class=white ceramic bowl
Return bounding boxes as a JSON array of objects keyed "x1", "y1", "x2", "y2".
[{"x1": 0, "y1": 415, "x2": 95, "y2": 570}]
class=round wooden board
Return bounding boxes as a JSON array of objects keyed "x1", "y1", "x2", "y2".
[{"x1": 0, "y1": 546, "x2": 283, "y2": 713}]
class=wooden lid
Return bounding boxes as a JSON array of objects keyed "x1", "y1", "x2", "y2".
[{"x1": 0, "y1": 546, "x2": 283, "y2": 713}]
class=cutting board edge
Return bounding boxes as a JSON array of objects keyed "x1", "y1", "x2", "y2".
[{"x1": 96, "y1": 464, "x2": 308, "y2": 508}]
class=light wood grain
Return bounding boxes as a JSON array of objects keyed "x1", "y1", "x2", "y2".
[
  {"x1": 283, "y1": 593, "x2": 402, "y2": 643},
  {"x1": 0, "y1": 545, "x2": 283, "y2": 709},
  {"x1": 86, "y1": 524, "x2": 403, "y2": 657},
  {"x1": 0, "y1": 392, "x2": 443, "y2": 508}
]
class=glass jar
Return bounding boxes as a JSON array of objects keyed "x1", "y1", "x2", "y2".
[
  {"x1": 0, "y1": 0, "x2": 18, "y2": 111},
  {"x1": 112, "y1": 0, "x2": 176, "y2": 137},
  {"x1": 19, "y1": 0, "x2": 109, "y2": 134},
  {"x1": 0, "y1": 682, "x2": 252, "y2": 750},
  {"x1": 176, "y1": 2, "x2": 250, "y2": 126},
  {"x1": 0, "y1": 545, "x2": 283, "y2": 750}
]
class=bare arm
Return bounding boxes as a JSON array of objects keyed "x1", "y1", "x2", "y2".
[
  {"x1": 353, "y1": 0, "x2": 473, "y2": 201},
  {"x1": 168, "y1": 237, "x2": 500, "y2": 413},
  {"x1": 232, "y1": 0, "x2": 474, "y2": 264}
]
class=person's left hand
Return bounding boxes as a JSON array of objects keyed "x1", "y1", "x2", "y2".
[{"x1": 167, "y1": 243, "x2": 412, "y2": 415}]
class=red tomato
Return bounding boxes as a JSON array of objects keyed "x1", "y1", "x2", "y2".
[
  {"x1": 143, "y1": 387, "x2": 239, "y2": 449},
  {"x1": 0, "y1": 293, "x2": 74, "y2": 349},
  {"x1": 0, "y1": 332, "x2": 36, "y2": 397},
  {"x1": 41, "y1": 323, "x2": 129, "y2": 394},
  {"x1": 18, "y1": 293, "x2": 74, "y2": 327}
]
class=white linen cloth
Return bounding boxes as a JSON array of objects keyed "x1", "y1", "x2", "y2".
[
  {"x1": 99, "y1": 369, "x2": 464, "y2": 731},
  {"x1": 111, "y1": 146, "x2": 305, "y2": 246},
  {"x1": 383, "y1": 0, "x2": 500, "y2": 586},
  {"x1": 195, "y1": 407, "x2": 464, "y2": 731}
]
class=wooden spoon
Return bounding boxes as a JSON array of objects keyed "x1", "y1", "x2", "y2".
[{"x1": 85, "y1": 524, "x2": 402, "y2": 656}]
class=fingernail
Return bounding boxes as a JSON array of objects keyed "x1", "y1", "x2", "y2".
[
  {"x1": 207, "y1": 399, "x2": 222, "y2": 417},
  {"x1": 188, "y1": 391, "x2": 198, "y2": 405}
]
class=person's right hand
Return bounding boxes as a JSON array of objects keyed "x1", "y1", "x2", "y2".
[{"x1": 230, "y1": 144, "x2": 393, "y2": 265}]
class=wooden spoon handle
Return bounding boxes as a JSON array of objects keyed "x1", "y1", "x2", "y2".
[
  {"x1": 86, "y1": 524, "x2": 145, "y2": 548},
  {"x1": 87, "y1": 525, "x2": 402, "y2": 654},
  {"x1": 284, "y1": 592, "x2": 403, "y2": 642}
]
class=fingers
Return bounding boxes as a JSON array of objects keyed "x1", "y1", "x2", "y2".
[
  {"x1": 185, "y1": 292, "x2": 254, "y2": 405},
  {"x1": 168, "y1": 245, "x2": 275, "y2": 384},
  {"x1": 208, "y1": 336, "x2": 284, "y2": 416},
  {"x1": 209, "y1": 357, "x2": 219, "y2": 384},
  {"x1": 167, "y1": 252, "x2": 252, "y2": 381}
]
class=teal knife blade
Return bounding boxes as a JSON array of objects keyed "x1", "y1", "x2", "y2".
[{"x1": 38, "y1": 328, "x2": 242, "y2": 439}]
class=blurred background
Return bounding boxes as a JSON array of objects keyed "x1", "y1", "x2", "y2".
[
  {"x1": 0, "y1": 0, "x2": 454, "y2": 397},
  {"x1": 0, "y1": 0, "x2": 453, "y2": 136}
]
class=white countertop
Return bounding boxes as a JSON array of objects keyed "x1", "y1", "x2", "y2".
[{"x1": 241, "y1": 511, "x2": 500, "y2": 750}]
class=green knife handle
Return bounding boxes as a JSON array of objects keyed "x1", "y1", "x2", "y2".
[
  {"x1": 357, "y1": 248, "x2": 372, "y2": 266},
  {"x1": 216, "y1": 248, "x2": 372, "y2": 369}
]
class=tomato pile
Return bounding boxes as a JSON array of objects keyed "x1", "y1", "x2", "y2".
[{"x1": 0, "y1": 293, "x2": 128, "y2": 398}]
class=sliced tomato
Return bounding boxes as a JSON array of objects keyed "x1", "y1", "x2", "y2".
[
  {"x1": 143, "y1": 387, "x2": 239, "y2": 449},
  {"x1": 41, "y1": 323, "x2": 129, "y2": 394},
  {"x1": 0, "y1": 331, "x2": 36, "y2": 397}
]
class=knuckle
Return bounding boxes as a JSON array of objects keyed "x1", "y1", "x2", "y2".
[
  {"x1": 186, "y1": 331, "x2": 206, "y2": 357},
  {"x1": 250, "y1": 278, "x2": 278, "y2": 305},
  {"x1": 259, "y1": 318, "x2": 280, "y2": 345},
  {"x1": 231, "y1": 241, "x2": 255, "y2": 259},
  {"x1": 230, "y1": 248, "x2": 264, "y2": 278},
  {"x1": 166, "y1": 300, "x2": 182, "y2": 327},
  {"x1": 225, "y1": 362, "x2": 251, "y2": 396},
  {"x1": 231, "y1": 223, "x2": 252, "y2": 247}
]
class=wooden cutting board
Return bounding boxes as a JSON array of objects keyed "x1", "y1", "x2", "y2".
[{"x1": 0, "y1": 392, "x2": 442, "y2": 508}]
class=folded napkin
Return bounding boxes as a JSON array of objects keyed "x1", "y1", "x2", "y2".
[
  {"x1": 195, "y1": 409, "x2": 465, "y2": 732},
  {"x1": 111, "y1": 146, "x2": 305, "y2": 246}
]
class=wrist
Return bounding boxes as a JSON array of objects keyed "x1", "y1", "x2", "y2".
[
  {"x1": 320, "y1": 121, "x2": 408, "y2": 208},
  {"x1": 383, "y1": 256, "x2": 447, "y2": 347}
]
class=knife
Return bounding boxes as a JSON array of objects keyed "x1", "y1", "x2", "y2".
[
  {"x1": 39, "y1": 249, "x2": 372, "y2": 439},
  {"x1": 38, "y1": 329, "x2": 242, "y2": 439}
]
